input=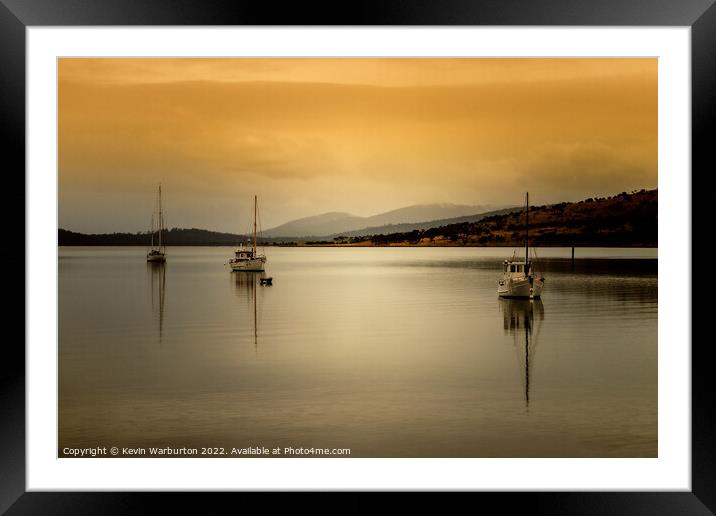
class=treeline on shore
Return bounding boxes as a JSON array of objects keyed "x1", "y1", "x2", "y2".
[
  {"x1": 58, "y1": 228, "x2": 297, "y2": 247},
  {"x1": 349, "y1": 189, "x2": 657, "y2": 247}
]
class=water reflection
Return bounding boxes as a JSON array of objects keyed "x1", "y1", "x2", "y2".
[
  {"x1": 500, "y1": 298, "x2": 544, "y2": 407},
  {"x1": 148, "y1": 262, "x2": 166, "y2": 343},
  {"x1": 231, "y1": 272, "x2": 265, "y2": 352},
  {"x1": 60, "y1": 248, "x2": 656, "y2": 457}
]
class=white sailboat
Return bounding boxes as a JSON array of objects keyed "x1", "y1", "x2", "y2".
[
  {"x1": 229, "y1": 195, "x2": 267, "y2": 272},
  {"x1": 147, "y1": 184, "x2": 167, "y2": 263},
  {"x1": 498, "y1": 192, "x2": 544, "y2": 298}
]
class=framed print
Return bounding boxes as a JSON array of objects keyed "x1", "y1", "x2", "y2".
[{"x1": 5, "y1": 0, "x2": 714, "y2": 513}]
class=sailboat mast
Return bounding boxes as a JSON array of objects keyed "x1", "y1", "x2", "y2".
[
  {"x1": 158, "y1": 184, "x2": 163, "y2": 248},
  {"x1": 525, "y1": 192, "x2": 529, "y2": 267},
  {"x1": 253, "y1": 195, "x2": 257, "y2": 255}
]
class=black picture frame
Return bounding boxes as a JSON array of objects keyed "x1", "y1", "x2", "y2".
[{"x1": 4, "y1": 0, "x2": 712, "y2": 513}]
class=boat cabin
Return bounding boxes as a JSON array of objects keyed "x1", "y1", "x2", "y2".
[
  {"x1": 234, "y1": 249, "x2": 255, "y2": 260},
  {"x1": 503, "y1": 260, "x2": 531, "y2": 275}
]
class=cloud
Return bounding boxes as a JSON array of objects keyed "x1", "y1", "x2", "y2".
[{"x1": 504, "y1": 141, "x2": 656, "y2": 202}]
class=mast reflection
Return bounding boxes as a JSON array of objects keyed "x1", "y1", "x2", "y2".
[
  {"x1": 499, "y1": 298, "x2": 544, "y2": 407},
  {"x1": 148, "y1": 261, "x2": 166, "y2": 344},
  {"x1": 231, "y1": 271, "x2": 265, "y2": 352}
]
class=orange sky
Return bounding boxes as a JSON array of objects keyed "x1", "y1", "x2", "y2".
[{"x1": 58, "y1": 58, "x2": 657, "y2": 233}]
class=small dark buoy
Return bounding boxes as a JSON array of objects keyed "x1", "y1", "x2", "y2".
[{"x1": 260, "y1": 277, "x2": 273, "y2": 285}]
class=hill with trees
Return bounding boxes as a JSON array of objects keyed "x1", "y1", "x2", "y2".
[
  {"x1": 342, "y1": 189, "x2": 657, "y2": 247},
  {"x1": 58, "y1": 228, "x2": 296, "y2": 246}
]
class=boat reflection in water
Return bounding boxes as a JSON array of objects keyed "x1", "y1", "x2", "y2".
[
  {"x1": 148, "y1": 261, "x2": 167, "y2": 343},
  {"x1": 499, "y1": 298, "x2": 544, "y2": 407},
  {"x1": 231, "y1": 271, "x2": 266, "y2": 352}
]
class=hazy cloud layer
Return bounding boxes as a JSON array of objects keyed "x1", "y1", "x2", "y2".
[{"x1": 59, "y1": 58, "x2": 657, "y2": 233}]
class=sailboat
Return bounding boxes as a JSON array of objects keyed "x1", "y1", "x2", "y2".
[
  {"x1": 229, "y1": 195, "x2": 267, "y2": 272},
  {"x1": 498, "y1": 192, "x2": 545, "y2": 298},
  {"x1": 147, "y1": 184, "x2": 167, "y2": 263}
]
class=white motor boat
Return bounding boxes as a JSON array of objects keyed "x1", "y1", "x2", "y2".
[
  {"x1": 498, "y1": 192, "x2": 545, "y2": 299},
  {"x1": 230, "y1": 245, "x2": 266, "y2": 272},
  {"x1": 229, "y1": 195, "x2": 267, "y2": 272}
]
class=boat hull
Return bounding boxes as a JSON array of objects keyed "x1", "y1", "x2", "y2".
[
  {"x1": 498, "y1": 277, "x2": 544, "y2": 299},
  {"x1": 230, "y1": 258, "x2": 266, "y2": 272},
  {"x1": 147, "y1": 253, "x2": 166, "y2": 263}
]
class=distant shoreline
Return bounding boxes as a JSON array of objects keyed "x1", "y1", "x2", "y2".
[
  {"x1": 59, "y1": 189, "x2": 657, "y2": 248},
  {"x1": 58, "y1": 243, "x2": 658, "y2": 248}
]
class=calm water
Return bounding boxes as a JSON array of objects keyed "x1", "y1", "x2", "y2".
[{"x1": 59, "y1": 246, "x2": 657, "y2": 457}]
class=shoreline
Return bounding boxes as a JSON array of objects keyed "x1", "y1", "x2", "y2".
[{"x1": 57, "y1": 243, "x2": 658, "y2": 248}]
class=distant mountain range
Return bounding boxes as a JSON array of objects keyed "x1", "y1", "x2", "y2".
[
  {"x1": 325, "y1": 207, "x2": 520, "y2": 238},
  {"x1": 262, "y1": 203, "x2": 509, "y2": 238}
]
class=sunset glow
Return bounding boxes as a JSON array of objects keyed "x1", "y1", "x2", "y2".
[{"x1": 59, "y1": 58, "x2": 657, "y2": 233}]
